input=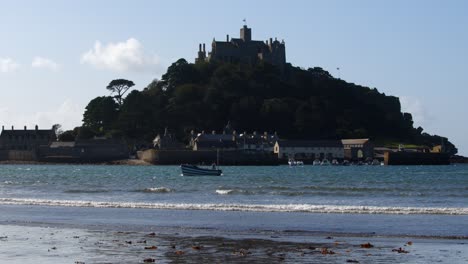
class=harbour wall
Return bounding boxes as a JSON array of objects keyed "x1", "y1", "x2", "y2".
[
  {"x1": 384, "y1": 152, "x2": 450, "y2": 165},
  {"x1": 137, "y1": 149, "x2": 279, "y2": 165}
]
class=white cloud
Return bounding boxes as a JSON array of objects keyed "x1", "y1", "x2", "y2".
[
  {"x1": 400, "y1": 96, "x2": 434, "y2": 127},
  {"x1": 31, "y1": 56, "x2": 60, "y2": 71},
  {"x1": 0, "y1": 57, "x2": 20, "y2": 73},
  {"x1": 80, "y1": 38, "x2": 160, "y2": 72},
  {"x1": 0, "y1": 100, "x2": 83, "y2": 131}
]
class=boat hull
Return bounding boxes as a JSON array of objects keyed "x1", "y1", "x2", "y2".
[{"x1": 180, "y1": 164, "x2": 222, "y2": 176}]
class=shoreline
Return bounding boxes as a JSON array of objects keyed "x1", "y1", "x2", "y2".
[{"x1": 1, "y1": 160, "x2": 468, "y2": 166}]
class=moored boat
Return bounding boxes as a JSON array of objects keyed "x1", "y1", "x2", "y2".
[
  {"x1": 288, "y1": 159, "x2": 304, "y2": 166},
  {"x1": 320, "y1": 158, "x2": 331, "y2": 166},
  {"x1": 180, "y1": 164, "x2": 222, "y2": 176}
]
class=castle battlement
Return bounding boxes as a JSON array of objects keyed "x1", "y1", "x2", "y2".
[{"x1": 196, "y1": 25, "x2": 286, "y2": 70}]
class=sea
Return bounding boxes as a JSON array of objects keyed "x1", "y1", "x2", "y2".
[{"x1": 0, "y1": 164, "x2": 467, "y2": 238}]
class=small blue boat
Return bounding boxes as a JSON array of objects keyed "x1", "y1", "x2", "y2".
[{"x1": 180, "y1": 164, "x2": 222, "y2": 176}]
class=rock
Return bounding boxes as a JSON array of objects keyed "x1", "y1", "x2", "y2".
[
  {"x1": 192, "y1": 245, "x2": 203, "y2": 250},
  {"x1": 175, "y1": 250, "x2": 185, "y2": 255},
  {"x1": 346, "y1": 260, "x2": 359, "y2": 263},
  {"x1": 392, "y1": 247, "x2": 409, "y2": 253},
  {"x1": 143, "y1": 258, "x2": 155, "y2": 263},
  {"x1": 321, "y1": 248, "x2": 335, "y2": 255},
  {"x1": 144, "y1": 246, "x2": 158, "y2": 250},
  {"x1": 360, "y1": 242, "x2": 374, "y2": 248}
]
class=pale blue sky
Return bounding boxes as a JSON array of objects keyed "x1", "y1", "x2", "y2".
[{"x1": 0, "y1": 0, "x2": 467, "y2": 154}]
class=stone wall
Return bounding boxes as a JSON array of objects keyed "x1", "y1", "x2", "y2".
[
  {"x1": 6, "y1": 150, "x2": 36, "y2": 161},
  {"x1": 139, "y1": 149, "x2": 279, "y2": 165},
  {"x1": 384, "y1": 152, "x2": 450, "y2": 165}
]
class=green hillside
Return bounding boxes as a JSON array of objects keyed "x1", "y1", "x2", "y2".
[{"x1": 76, "y1": 59, "x2": 457, "y2": 154}]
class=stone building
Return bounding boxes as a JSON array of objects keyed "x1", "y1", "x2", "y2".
[
  {"x1": 341, "y1": 139, "x2": 374, "y2": 161},
  {"x1": 274, "y1": 140, "x2": 344, "y2": 161},
  {"x1": 0, "y1": 125, "x2": 56, "y2": 151},
  {"x1": 38, "y1": 138, "x2": 129, "y2": 163},
  {"x1": 153, "y1": 128, "x2": 185, "y2": 150},
  {"x1": 190, "y1": 131, "x2": 237, "y2": 151},
  {"x1": 196, "y1": 24, "x2": 286, "y2": 71}
]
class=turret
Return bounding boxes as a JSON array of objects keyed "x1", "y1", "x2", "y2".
[{"x1": 240, "y1": 25, "x2": 251, "y2": 42}]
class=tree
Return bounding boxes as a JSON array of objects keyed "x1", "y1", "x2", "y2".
[
  {"x1": 82, "y1": 96, "x2": 119, "y2": 132},
  {"x1": 79, "y1": 58, "x2": 458, "y2": 153},
  {"x1": 107, "y1": 79, "x2": 135, "y2": 106},
  {"x1": 52, "y1": 124, "x2": 63, "y2": 137},
  {"x1": 58, "y1": 130, "x2": 76, "y2": 141}
]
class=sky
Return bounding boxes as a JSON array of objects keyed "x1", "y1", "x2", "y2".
[{"x1": 0, "y1": 0, "x2": 467, "y2": 155}]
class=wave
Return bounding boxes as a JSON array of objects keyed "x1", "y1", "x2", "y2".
[
  {"x1": 141, "y1": 187, "x2": 173, "y2": 193},
  {"x1": 216, "y1": 189, "x2": 233, "y2": 195},
  {"x1": 0, "y1": 198, "x2": 466, "y2": 215},
  {"x1": 215, "y1": 189, "x2": 254, "y2": 195}
]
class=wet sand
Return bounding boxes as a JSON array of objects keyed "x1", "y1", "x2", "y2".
[{"x1": 1, "y1": 224, "x2": 467, "y2": 263}]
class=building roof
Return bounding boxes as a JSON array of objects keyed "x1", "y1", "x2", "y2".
[
  {"x1": 196, "y1": 134, "x2": 234, "y2": 142},
  {"x1": 276, "y1": 140, "x2": 343, "y2": 148},
  {"x1": 0, "y1": 129, "x2": 55, "y2": 137},
  {"x1": 50, "y1": 141, "x2": 76, "y2": 148},
  {"x1": 196, "y1": 140, "x2": 237, "y2": 149},
  {"x1": 341, "y1": 139, "x2": 370, "y2": 145}
]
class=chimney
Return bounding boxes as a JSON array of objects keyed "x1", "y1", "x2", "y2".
[
  {"x1": 203, "y1": 43, "x2": 205, "y2": 53},
  {"x1": 24, "y1": 126, "x2": 27, "y2": 130},
  {"x1": 1, "y1": 126, "x2": 3, "y2": 131},
  {"x1": 35, "y1": 125, "x2": 38, "y2": 131},
  {"x1": 11, "y1": 126, "x2": 14, "y2": 130},
  {"x1": 226, "y1": 34, "x2": 229, "y2": 42},
  {"x1": 269, "y1": 38, "x2": 272, "y2": 45},
  {"x1": 199, "y1": 43, "x2": 201, "y2": 52}
]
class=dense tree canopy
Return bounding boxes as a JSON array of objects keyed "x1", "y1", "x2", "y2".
[{"x1": 80, "y1": 59, "x2": 457, "y2": 154}]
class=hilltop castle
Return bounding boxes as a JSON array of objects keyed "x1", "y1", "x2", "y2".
[{"x1": 196, "y1": 24, "x2": 286, "y2": 70}]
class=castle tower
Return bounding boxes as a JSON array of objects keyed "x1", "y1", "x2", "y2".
[
  {"x1": 240, "y1": 25, "x2": 251, "y2": 42},
  {"x1": 195, "y1": 43, "x2": 206, "y2": 63}
]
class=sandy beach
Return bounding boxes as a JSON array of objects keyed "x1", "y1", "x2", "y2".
[{"x1": 1, "y1": 223, "x2": 467, "y2": 264}]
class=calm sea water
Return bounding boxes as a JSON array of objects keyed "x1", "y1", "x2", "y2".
[
  {"x1": 0, "y1": 164, "x2": 467, "y2": 213},
  {"x1": 1, "y1": 164, "x2": 468, "y2": 239},
  {"x1": 1, "y1": 164, "x2": 467, "y2": 264}
]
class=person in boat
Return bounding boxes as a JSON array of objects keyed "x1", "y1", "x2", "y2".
[{"x1": 211, "y1": 163, "x2": 217, "y2": 170}]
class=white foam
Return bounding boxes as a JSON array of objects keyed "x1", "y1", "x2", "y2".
[
  {"x1": 0, "y1": 198, "x2": 466, "y2": 215},
  {"x1": 142, "y1": 187, "x2": 173, "y2": 193},
  {"x1": 216, "y1": 189, "x2": 234, "y2": 195}
]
